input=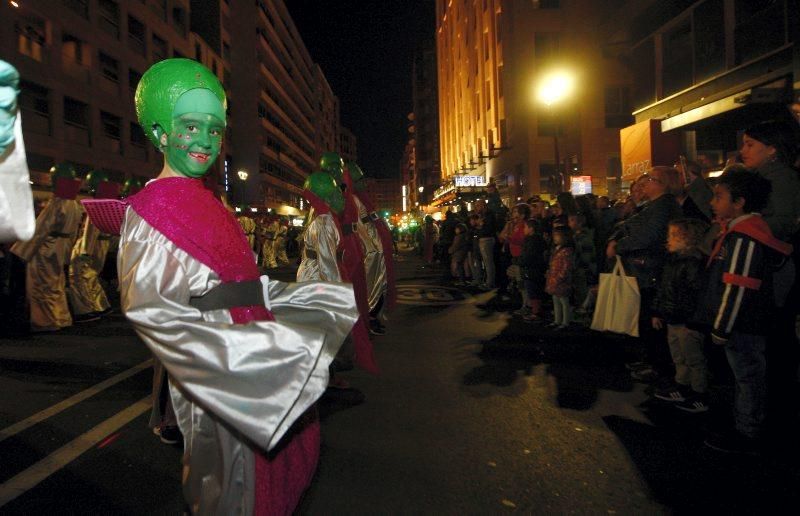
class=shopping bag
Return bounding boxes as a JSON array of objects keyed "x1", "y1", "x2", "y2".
[{"x1": 590, "y1": 256, "x2": 640, "y2": 337}]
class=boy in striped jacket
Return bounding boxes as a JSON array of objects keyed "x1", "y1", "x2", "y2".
[{"x1": 697, "y1": 166, "x2": 792, "y2": 454}]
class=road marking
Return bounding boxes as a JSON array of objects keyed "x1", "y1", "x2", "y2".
[
  {"x1": 0, "y1": 359, "x2": 152, "y2": 443},
  {"x1": 0, "y1": 397, "x2": 151, "y2": 508},
  {"x1": 396, "y1": 284, "x2": 474, "y2": 305}
]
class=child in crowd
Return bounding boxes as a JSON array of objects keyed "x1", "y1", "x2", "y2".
[
  {"x1": 519, "y1": 218, "x2": 547, "y2": 322},
  {"x1": 651, "y1": 218, "x2": 710, "y2": 413},
  {"x1": 545, "y1": 226, "x2": 575, "y2": 329},
  {"x1": 697, "y1": 167, "x2": 792, "y2": 454},
  {"x1": 568, "y1": 214, "x2": 597, "y2": 319},
  {"x1": 449, "y1": 223, "x2": 469, "y2": 285}
]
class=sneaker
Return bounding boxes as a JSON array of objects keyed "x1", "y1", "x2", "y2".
[
  {"x1": 153, "y1": 425, "x2": 182, "y2": 445},
  {"x1": 653, "y1": 383, "x2": 691, "y2": 402},
  {"x1": 369, "y1": 324, "x2": 387, "y2": 336},
  {"x1": 73, "y1": 312, "x2": 101, "y2": 323},
  {"x1": 675, "y1": 393, "x2": 709, "y2": 413},
  {"x1": 630, "y1": 367, "x2": 660, "y2": 383},
  {"x1": 704, "y1": 431, "x2": 761, "y2": 455}
]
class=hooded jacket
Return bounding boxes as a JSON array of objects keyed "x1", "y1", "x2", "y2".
[{"x1": 694, "y1": 213, "x2": 792, "y2": 340}]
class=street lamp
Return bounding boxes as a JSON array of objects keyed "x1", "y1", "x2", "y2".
[
  {"x1": 536, "y1": 70, "x2": 575, "y2": 192},
  {"x1": 237, "y1": 169, "x2": 248, "y2": 207}
]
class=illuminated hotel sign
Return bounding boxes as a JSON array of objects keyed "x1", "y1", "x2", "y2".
[{"x1": 454, "y1": 175, "x2": 488, "y2": 187}]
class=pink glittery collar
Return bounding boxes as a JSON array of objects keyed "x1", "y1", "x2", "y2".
[{"x1": 127, "y1": 177, "x2": 273, "y2": 322}]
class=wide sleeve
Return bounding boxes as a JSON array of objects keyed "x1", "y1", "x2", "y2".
[
  {"x1": 118, "y1": 234, "x2": 358, "y2": 452},
  {"x1": 309, "y1": 215, "x2": 341, "y2": 282}
]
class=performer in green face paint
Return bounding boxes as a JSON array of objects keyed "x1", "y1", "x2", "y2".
[{"x1": 118, "y1": 59, "x2": 357, "y2": 515}]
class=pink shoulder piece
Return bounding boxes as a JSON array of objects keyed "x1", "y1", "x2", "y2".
[{"x1": 80, "y1": 198, "x2": 128, "y2": 235}]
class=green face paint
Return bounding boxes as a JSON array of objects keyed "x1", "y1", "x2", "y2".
[{"x1": 164, "y1": 112, "x2": 225, "y2": 178}]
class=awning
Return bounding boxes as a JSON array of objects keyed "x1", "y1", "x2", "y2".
[{"x1": 660, "y1": 77, "x2": 792, "y2": 132}]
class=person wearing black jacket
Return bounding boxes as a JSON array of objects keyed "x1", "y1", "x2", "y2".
[
  {"x1": 650, "y1": 219, "x2": 709, "y2": 413},
  {"x1": 518, "y1": 218, "x2": 547, "y2": 321},
  {"x1": 474, "y1": 200, "x2": 497, "y2": 289}
]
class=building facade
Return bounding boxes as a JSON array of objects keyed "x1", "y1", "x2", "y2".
[
  {"x1": 1, "y1": 0, "x2": 201, "y2": 199},
  {"x1": 605, "y1": 0, "x2": 799, "y2": 184},
  {"x1": 412, "y1": 40, "x2": 441, "y2": 206},
  {"x1": 435, "y1": 0, "x2": 632, "y2": 206},
  {"x1": 1, "y1": 0, "x2": 354, "y2": 214}
]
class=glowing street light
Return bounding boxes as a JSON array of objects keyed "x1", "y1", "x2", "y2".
[
  {"x1": 237, "y1": 169, "x2": 248, "y2": 207},
  {"x1": 535, "y1": 70, "x2": 576, "y2": 192},
  {"x1": 536, "y1": 70, "x2": 575, "y2": 107}
]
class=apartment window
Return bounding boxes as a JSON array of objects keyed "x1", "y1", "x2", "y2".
[
  {"x1": 61, "y1": 34, "x2": 86, "y2": 65},
  {"x1": 152, "y1": 34, "x2": 167, "y2": 62},
  {"x1": 101, "y1": 111, "x2": 121, "y2": 140},
  {"x1": 534, "y1": 32, "x2": 560, "y2": 60},
  {"x1": 128, "y1": 68, "x2": 142, "y2": 91},
  {"x1": 172, "y1": 7, "x2": 187, "y2": 37},
  {"x1": 734, "y1": 0, "x2": 787, "y2": 65},
  {"x1": 533, "y1": 0, "x2": 560, "y2": 7},
  {"x1": 662, "y1": 19, "x2": 692, "y2": 96},
  {"x1": 631, "y1": 39, "x2": 656, "y2": 109},
  {"x1": 63, "y1": 0, "x2": 89, "y2": 19},
  {"x1": 19, "y1": 81, "x2": 50, "y2": 135},
  {"x1": 604, "y1": 86, "x2": 634, "y2": 128},
  {"x1": 15, "y1": 18, "x2": 46, "y2": 62},
  {"x1": 130, "y1": 122, "x2": 146, "y2": 146},
  {"x1": 98, "y1": 0, "x2": 120, "y2": 39},
  {"x1": 63, "y1": 97, "x2": 90, "y2": 145},
  {"x1": 128, "y1": 16, "x2": 146, "y2": 56},
  {"x1": 694, "y1": 0, "x2": 725, "y2": 82},
  {"x1": 258, "y1": 103, "x2": 267, "y2": 119},
  {"x1": 99, "y1": 52, "x2": 119, "y2": 82}
]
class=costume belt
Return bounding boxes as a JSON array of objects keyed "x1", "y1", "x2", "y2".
[
  {"x1": 341, "y1": 222, "x2": 358, "y2": 236},
  {"x1": 360, "y1": 212, "x2": 380, "y2": 224},
  {"x1": 305, "y1": 248, "x2": 345, "y2": 261},
  {"x1": 189, "y1": 280, "x2": 265, "y2": 312},
  {"x1": 97, "y1": 235, "x2": 112, "y2": 241}
]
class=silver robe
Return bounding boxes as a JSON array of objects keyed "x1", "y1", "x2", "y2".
[
  {"x1": 296, "y1": 211, "x2": 341, "y2": 283},
  {"x1": 118, "y1": 209, "x2": 358, "y2": 515},
  {"x1": 68, "y1": 216, "x2": 111, "y2": 315},
  {"x1": 354, "y1": 196, "x2": 387, "y2": 312},
  {"x1": 10, "y1": 197, "x2": 82, "y2": 329}
]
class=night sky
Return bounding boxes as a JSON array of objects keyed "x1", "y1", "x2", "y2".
[{"x1": 285, "y1": 1, "x2": 436, "y2": 178}]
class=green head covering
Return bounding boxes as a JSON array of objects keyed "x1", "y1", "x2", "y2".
[
  {"x1": 135, "y1": 58, "x2": 226, "y2": 149},
  {"x1": 121, "y1": 176, "x2": 146, "y2": 197},
  {"x1": 304, "y1": 171, "x2": 344, "y2": 214},
  {"x1": 346, "y1": 161, "x2": 366, "y2": 191},
  {"x1": 50, "y1": 162, "x2": 76, "y2": 180},
  {"x1": 320, "y1": 152, "x2": 344, "y2": 181},
  {"x1": 84, "y1": 169, "x2": 109, "y2": 193},
  {"x1": 0, "y1": 60, "x2": 20, "y2": 154}
]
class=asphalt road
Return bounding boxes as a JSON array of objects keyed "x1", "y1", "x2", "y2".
[{"x1": 1, "y1": 247, "x2": 799, "y2": 514}]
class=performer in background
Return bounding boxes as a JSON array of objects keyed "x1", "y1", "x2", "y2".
[
  {"x1": 11, "y1": 163, "x2": 82, "y2": 332},
  {"x1": 69, "y1": 170, "x2": 119, "y2": 323},
  {"x1": 119, "y1": 58, "x2": 357, "y2": 515}
]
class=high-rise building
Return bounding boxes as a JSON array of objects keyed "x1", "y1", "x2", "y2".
[
  {"x1": 1, "y1": 0, "x2": 354, "y2": 214},
  {"x1": 435, "y1": 0, "x2": 632, "y2": 205},
  {"x1": 1, "y1": 0, "x2": 202, "y2": 200},
  {"x1": 339, "y1": 126, "x2": 357, "y2": 165},
  {"x1": 363, "y1": 177, "x2": 403, "y2": 219},
  {"x1": 412, "y1": 40, "x2": 440, "y2": 205}
]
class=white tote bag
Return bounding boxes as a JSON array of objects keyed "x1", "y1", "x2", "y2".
[{"x1": 590, "y1": 256, "x2": 640, "y2": 337}]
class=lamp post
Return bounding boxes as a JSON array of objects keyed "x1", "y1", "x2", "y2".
[
  {"x1": 237, "y1": 169, "x2": 248, "y2": 209},
  {"x1": 536, "y1": 70, "x2": 575, "y2": 193}
]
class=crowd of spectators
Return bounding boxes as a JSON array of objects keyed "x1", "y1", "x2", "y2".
[{"x1": 421, "y1": 120, "x2": 800, "y2": 455}]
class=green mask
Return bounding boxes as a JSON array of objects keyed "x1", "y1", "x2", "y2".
[{"x1": 162, "y1": 89, "x2": 225, "y2": 178}]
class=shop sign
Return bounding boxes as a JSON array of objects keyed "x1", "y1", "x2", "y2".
[
  {"x1": 454, "y1": 175, "x2": 488, "y2": 187},
  {"x1": 570, "y1": 176, "x2": 593, "y2": 195},
  {"x1": 620, "y1": 119, "x2": 680, "y2": 181}
]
